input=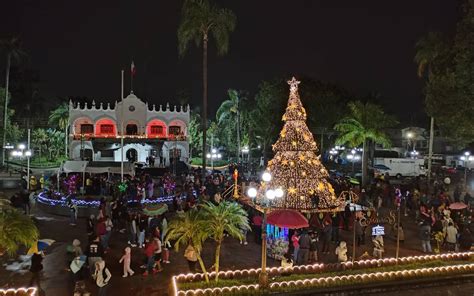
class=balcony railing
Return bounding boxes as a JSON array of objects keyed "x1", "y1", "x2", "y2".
[{"x1": 71, "y1": 134, "x2": 187, "y2": 141}]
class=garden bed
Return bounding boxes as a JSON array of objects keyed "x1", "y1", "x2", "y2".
[{"x1": 171, "y1": 252, "x2": 474, "y2": 296}]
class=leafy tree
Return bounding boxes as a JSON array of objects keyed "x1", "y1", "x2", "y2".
[
  {"x1": 178, "y1": 0, "x2": 236, "y2": 175},
  {"x1": 216, "y1": 89, "x2": 248, "y2": 159},
  {"x1": 250, "y1": 79, "x2": 287, "y2": 160},
  {"x1": 0, "y1": 198, "x2": 39, "y2": 256},
  {"x1": 200, "y1": 201, "x2": 250, "y2": 282},
  {"x1": 46, "y1": 129, "x2": 65, "y2": 161},
  {"x1": 0, "y1": 37, "x2": 26, "y2": 165},
  {"x1": 189, "y1": 111, "x2": 219, "y2": 161},
  {"x1": 334, "y1": 101, "x2": 397, "y2": 185},
  {"x1": 32, "y1": 128, "x2": 48, "y2": 161},
  {"x1": 165, "y1": 209, "x2": 210, "y2": 282},
  {"x1": 415, "y1": 1, "x2": 474, "y2": 145},
  {"x1": 0, "y1": 88, "x2": 24, "y2": 145},
  {"x1": 48, "y1": 103, "x2": 69, "y2": 157}
]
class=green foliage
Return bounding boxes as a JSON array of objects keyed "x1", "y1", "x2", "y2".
[
  {"x1": 48, "y1": 103, "x2": 69, "y2": 130},
  {"x1": 178, "y1": 0, "x2": 237, "y2": 57},
  {"x1": 334, "y1": 101, "x2": 397, "y2": 184},
  {"x1": 166, "y1": 209, "x2": 210, "y2": 282},
  {"x1": 31, "y1": 128, "x2": 64, "y2": 162},
  {"x1": 188, "y1": 112, "x2": 220, "y2": 158},
  {"x1": 0, "y1": 87, "x2": 24, "y2": 144},
  {"x1": 0, "y1": 203, "x2": 39, "y2": 256},
  {"x1": 415, "y1": 1, "x2": 474, "y2": 145},
  {"x1": 200, "y1": 201, "x2": 250, "y2": 282}
]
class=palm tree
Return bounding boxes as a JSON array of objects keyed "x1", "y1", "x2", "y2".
[
  {"x1": 178, "y1": 0, "x2": 236, "y2": 177},
  {"x1": 48, "y1": 103, "x2": 69, "y2": 158},
  {"x1": 0, "y1": 37, "x2": 26, "y2": 166},
  {"x1": 0, "y1": 202, "x2": 39, "y2": 256},
  {"x1": 32, "y1": 128, "x2": 48, "y2": 161},
  {"x1": 165, "y1": 209, "x2": 210, "y2": 282},
  {"x1": 201, "y1": 201, "x2": 250, "y2": 282},
  {"x1": 216, "y1": 89, "x2": 241, "y2": 160},
  {"x1": 414, "y1": 32, "x2": 447, "y2": 78},
  {"x1": 334, "y1": 101, "x2": 397, "y2": 185}
]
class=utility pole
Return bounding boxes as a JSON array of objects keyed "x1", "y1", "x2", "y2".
[{"x1": 427, "y1": 117, "x2": 434, "y2": 191}]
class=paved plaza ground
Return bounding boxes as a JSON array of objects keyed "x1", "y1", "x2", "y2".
[{"x1": 1, "y1": 196, "x2": 473, "y2": 296}]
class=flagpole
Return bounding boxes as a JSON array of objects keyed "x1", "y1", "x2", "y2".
[{"x1": 121, "y1": 70, "x2": 124, "y2": 182}]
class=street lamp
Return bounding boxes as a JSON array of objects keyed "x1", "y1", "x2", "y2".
[
  {"x1": 346, "y1": 149, "x2": 360, "y2": 173},
  {"x1": 247, "y1": 171, "x2": 284, "y2": 287},
  {"x1": 11, "y1": 144, "x2": 33, "y2": 190},
  {"x1": 206, "y1": 149, "x2": 222, "y2": 171},
  {"x1": 460, "y1": 151, "x2": 473, "y2": 189}
]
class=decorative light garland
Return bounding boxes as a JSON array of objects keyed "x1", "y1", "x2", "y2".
[
  {"x1": 172, "y1": 261, "x2": 474, "y2": 296},
  {"x1": 0, "y1": 287, "x2": 37, "y2": 296},
  {"x1": 37, "y1": 191, "x2": 187, "y2": 207},
  {"x1": 171, "y1": 252, "x2": 474, "y2": 296}
]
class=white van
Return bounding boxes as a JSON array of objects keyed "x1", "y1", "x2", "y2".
[{"x1": 374, "y1": 158, "x2": 426, "y2": 178}]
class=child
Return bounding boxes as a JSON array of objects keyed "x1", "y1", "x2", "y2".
[
  {"x1": 335, "y1": 241, "x2": 348, "y2": 262},
  {"x1": 372, "y1": 235, "x2": 384, "y2": 259},
  {"x1": 119, "y1": 247, "x2": 134, "y2": 277}
]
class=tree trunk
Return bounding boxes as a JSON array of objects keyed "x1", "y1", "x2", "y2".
[
  {"x1": 65, "y1": 125, "x2": 68, "y2": 158},
  {"x1": 201, "y1": 34, "x2": 208, "y2": 180},
  {"x1": 214, "y1": 240, "x2": 222, "y2": 282},
  {"x1": 2, "y1": 54, "x2": 11, "y2": 167},
  {"x1": 196, "y1": 253, "x2": 209, "y2": 283},
  {"x1": 362, "y1": 139, "x2": 368, "y2": 186},
  {"x1": 236, "y1": 96, "x2": 241, "y2": 162}
]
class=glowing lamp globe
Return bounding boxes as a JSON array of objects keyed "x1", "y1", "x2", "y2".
[
  {"x1": 266, "y1": 189, "x2": 276, "y2": 200},
  {"x1": 262, "y1": 172, "x2": 272, "y2": 182},
  {"x1": 275, "y1": 188, "x2": 284, "y2": 198},
  {"x1": 247, "y1": 187, "x2": 257, "y2": 198}
]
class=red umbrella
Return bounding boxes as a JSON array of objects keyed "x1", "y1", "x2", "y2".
[
  {"x1": 267, "y1": 209, "x2": 309, "y2": 229},
  {"x1": 449, "y1": 202, "x2": 468, "y2": 210}
]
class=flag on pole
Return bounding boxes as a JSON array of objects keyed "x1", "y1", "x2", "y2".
[{"x1": 131, "y1": 61, "x2": 136, "y2": 76}]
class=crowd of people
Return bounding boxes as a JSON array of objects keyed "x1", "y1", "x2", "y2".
[{"x1": 18, "y1": 164, "x2": 474, "y2": 295}]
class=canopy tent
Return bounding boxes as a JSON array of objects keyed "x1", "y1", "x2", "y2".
[{"x1": 60, "y1": 160, "x2": 135, "y2": 176}]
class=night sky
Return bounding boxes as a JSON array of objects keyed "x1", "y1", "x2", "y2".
[{"x1": 1, "y1": 0, "x2": 460, "y2": 123}]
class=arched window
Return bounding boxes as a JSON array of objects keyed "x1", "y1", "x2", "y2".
[
  {"x1": 126, "y1": 124, "x2": 138, "y2": 135},
  {"x1": 146, "y1": 119, "x2": 167, "y2": 138},
  {"x1": 95, "y1": 118, "x2": 117, "y2": 136}
]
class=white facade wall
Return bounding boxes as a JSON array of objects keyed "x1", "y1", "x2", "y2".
[{"x1": 68, "y1": 93, "x2": 190, "y2": 164}]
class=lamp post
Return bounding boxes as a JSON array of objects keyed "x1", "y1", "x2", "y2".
[
  {"x1": 247, "y1": 171, "x2": 284, "y2": 288},
  {"x1": 406, "y1": 132, "x2": 414, "y2": 152},
  {"x1": 12, "y1": 142, "x2": 32, "y2": 190},
  {"x1": 460, "y1": 151, "x2": 473, "y2": 190},
  {"x1": 347, "y1": 149, "x2": 360, "y2": 173},
  {"x1": 206, "y1": 148, "x2": 222, "y2": 171}
]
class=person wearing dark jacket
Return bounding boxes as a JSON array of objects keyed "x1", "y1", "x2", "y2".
[
  {"x1": 297, "y1": 230, "x2": 311, "y2": 265},
  {"x1": 29, "y1": 252, "x2": 44, "y2": 289},
  {"x1": 459, "y1": 228, "x2": 473, "y2": 251},
  {"x1": 86, "y1": 236, "x2": 104, "y2": 274}
]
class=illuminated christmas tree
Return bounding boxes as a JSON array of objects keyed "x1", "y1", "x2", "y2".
[{"x1": 260, "y1": 77, "x2": 343, "y2": 212}]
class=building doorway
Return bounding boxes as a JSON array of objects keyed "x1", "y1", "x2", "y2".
[{"x1": 126, "y1": 148, "x2": 138, "y2": 162}]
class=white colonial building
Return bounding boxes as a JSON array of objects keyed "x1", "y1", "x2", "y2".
[{"x1": 68, "y1": 93, "x2": 190, "y2": 167}]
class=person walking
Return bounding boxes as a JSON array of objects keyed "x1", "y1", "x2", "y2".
[
  {"x1": 291, "y1": 231, "x2": 300, "y2": 263},
  {"x1": 419, "y1": 222, "x2": 432, "y2": 253},
  {"x1": 321, "y1": 221, "x2": 332, "y2": 254},
  {"x1": 119, "y1": 247, "x2": 134, "y2": 277},
  {"x1": 93, "y1": 260, "x2": 111, "y2": 296},
  {"x1": 29, "y1": 252, "x2": 44, "y2": 290},
  {"x1": 445, "y1": 222, "x2": 458, "y2": 252},
  {"x1": 86, "y1": 236, "x2": 104, "y2": 275},
  {"x1": 143, "y1": 238, "x2": 158, "y2": 276}
]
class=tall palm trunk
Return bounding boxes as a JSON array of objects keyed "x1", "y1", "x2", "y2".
[
  {"x1": 2, "y1": 53, "x2": 11, "y2": 166},
  {"x1": 362, "y1": 139, "x2": 368, "y2": 186},
  {"x1": 65, "y1": 125, "x2": 68, "y2": 158},
  {"x1": 214, "y1": 240, "x2": 222, "y2": 282},
  {"x1": 196, "y1": 252, "x2": 209, "y2": 283},
  {"x1": 201, "y1": 33, "x2": 208, "y2": 179},
  {"x1": 236, "y1": 97, "x2": 240, "y2": 162}
]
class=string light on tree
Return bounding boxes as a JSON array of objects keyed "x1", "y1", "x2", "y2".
[{"x1": 256, "y1": 77, "x2": 343, "y2": 212}]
